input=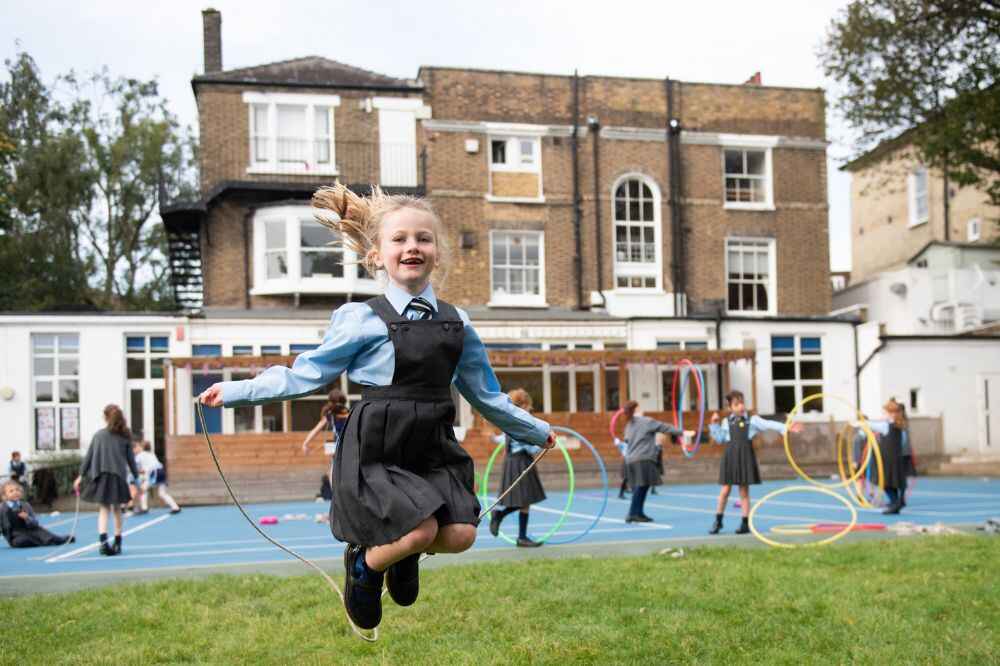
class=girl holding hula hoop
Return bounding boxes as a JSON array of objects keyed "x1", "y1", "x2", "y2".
[
  {"x1": 866, "y1": 398, "x2": 908, "y2": 515},
  {"x1": 708, "y1": 390, "x2": 803, "y2": 535},
  {"x1": 619, "y1": 400, "x2": 687, "y2": 523},
  {"x1": 488, "y1": 388, "x2": 546, "y2": 548}
]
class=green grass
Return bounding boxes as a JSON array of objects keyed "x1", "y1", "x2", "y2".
[{"x1": 3, "y1": 536, "x2": 999, "y2": 665}]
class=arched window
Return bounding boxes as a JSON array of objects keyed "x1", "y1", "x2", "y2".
[{"x1": 612, "y1": 176, "x2": 660, "y2": 289}]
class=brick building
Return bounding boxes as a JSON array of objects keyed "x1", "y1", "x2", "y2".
[{"x1": 1, "y1": 9, "x2": 875, "y2": 502}]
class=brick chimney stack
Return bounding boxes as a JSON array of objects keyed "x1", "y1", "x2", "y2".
[{"x1": 202, "y1": 8, "x2": 222, "y2": 74}]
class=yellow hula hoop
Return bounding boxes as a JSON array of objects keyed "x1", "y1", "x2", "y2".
[
  {"x1": 749, "y1": 485, "x2": 858, "y2": 548},
  {"x1": 836, "y1": 423, "x2": 884, "y2": 508},
  {"x1": 782, "y1": 393, "x2": 880, "y2": 490}
]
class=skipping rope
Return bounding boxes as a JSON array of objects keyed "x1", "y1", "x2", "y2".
[{"x1": 196, "y1": 400, "x2": 549, "y2": 642}]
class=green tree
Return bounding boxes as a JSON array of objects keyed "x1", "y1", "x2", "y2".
[
  {"x1": 0, "y1": 51, "x2": 197, "y2": 312},
  {"x1": 821, "y1": 0, "x2": 1000, "y2": 205}
]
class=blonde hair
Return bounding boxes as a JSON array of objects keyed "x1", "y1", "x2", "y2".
[
  {"x1": 2, "y1": 480, "x2": 22, "y2": 496},
  {"x1": 508, "y1": 388, "x2": 533, "y2": 411},
  {"x1": 312, "y1": 184, "x2": 449, "y2": 282}
]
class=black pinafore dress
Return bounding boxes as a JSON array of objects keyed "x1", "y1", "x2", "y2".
[
  {"x1": 329, "y1": 296, "x2": 481, "y2": 547},
  {"x1": 718, "y1": 416, "x2": 762, "y2": 486},
  {"x1": 499, "y1": 436, "x2": 546, "y2": 509},
  {"x1": 879, "y1": 424, "x2": 906, "y2": 491}
]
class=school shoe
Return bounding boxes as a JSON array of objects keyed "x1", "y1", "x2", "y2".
[
  {"x1": 343, "y1": 544, "x2": 383, "y2": 629},
  {"x1": 99, "y1": 541, "x2": 114, "y2": 556},
  {"x1": 489, "y1": 510, "x2": 503, "y2": 537},
  {"x1": 709, "y1": 517, "x2": 723, "y2": 535},
  {"x1": 170, "y1": 508, "x2": 182, "y2": 515},
  {"x1": 735, "y1": 518, "x2": 751, "y2": 534},
  {"x1": 385, "y1": 553, "x2": 420, "y2": 607},
  {"x1": 626, "y1": 514, "x2": 653, "y2": 524},
  {"x1": 111, "y1": 542, "x2": 122, "y2": 555},
  {"x1": 882, "y1": 504, "x2": 902, "y2": 515},
  {"x1": 516, "y1": 537, "x2": 543, "y2": 548}
]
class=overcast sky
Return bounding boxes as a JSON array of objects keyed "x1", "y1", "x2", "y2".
[{"x1": 3, "y1": 0, "x2": 857, "y2": 271}]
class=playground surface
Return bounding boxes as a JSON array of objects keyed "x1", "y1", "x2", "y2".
[{"x1": 3, "y1": 476, "x2": 998, "y2": 596}]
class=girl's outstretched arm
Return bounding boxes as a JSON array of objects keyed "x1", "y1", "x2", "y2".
[
  {"x1": 452, "y1": 310, "x2": 551, "y2": 446},
  {"x1": 708, "y1": 412, "x2": 730, "y2": 443},
  {"x1": 213, "y1": 303, "x2": 369, "y2": 407}
]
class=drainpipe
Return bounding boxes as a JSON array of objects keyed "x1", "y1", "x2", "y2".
[
  {"x1": 943, "y1": 151, "x2": 951, "y2": 242},
  {"x1": 715, "y1": 308, "x2": 724, "y2": 409},
  {"x1": 665, "y1": 78, "x2": 685, "y2": 315},
  {"x1": 589, "y1": 115, "x2": 607, "y2": 308},
  {"x1": 571, "y1": 70, "x2": 584, "y2": 310}
]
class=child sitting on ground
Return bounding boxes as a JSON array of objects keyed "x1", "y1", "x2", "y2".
[
  {"x1": 0, "y1": 480, "x2": 74, "y2": 548},
  {"x1": 8, "y1": 451, "x2": 27, "y2": 484}
]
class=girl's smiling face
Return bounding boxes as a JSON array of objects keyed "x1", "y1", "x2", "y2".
[{"x1": 373, "y1": 207, "x2": 440, "y2": 293}]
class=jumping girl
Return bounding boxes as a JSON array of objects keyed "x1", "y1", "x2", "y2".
[
  {"x1": 708, "y1": 390, "x2": 803, "y2": 535},
  {"x1": 198, "y1": 185, "x2": 554, "y2": 631},
  {"x1": 617, "y1": 400, "x2": 685, "y2": 523},
  {"x1": 488, "y1": 388, "x2": 546, "y2": 548},
  {"x1": 73, "y1": 405, "x2": 139, "y2": 556}
]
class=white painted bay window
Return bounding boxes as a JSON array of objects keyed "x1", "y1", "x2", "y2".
[
  {"x1": 489, "y1": 231, "x2": 545, "y2": 307},
  {"x1": 726, "y1": 238, "x2": 776, "y2": 315},
  {"x1": 252, "y1": 205, "x2": 379, "y2": 296},
  {"x1": 243, "y1": 92, "x2": 340, "y2": 175},
  {"x1": 723, "y1": 147, "x2": 773, "y2": 209}
]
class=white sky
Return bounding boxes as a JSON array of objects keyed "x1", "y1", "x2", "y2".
[{"x1": 2, "y1": 0, "x2": 857, "y2": 271}]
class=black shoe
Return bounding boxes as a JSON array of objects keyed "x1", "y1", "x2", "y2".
[
  {"x1": 709, "y1": 519, "x2": 723, "y2": 535},
  {"x1": 626, "y1": 514, "x2": 652, "y2": 524},
  {"x1": 343, "y1": 545, "x2": 383, "y2": 630},
  {"x1": 170, "y1": 508, "x2": 182, "y2": 515},
  {"x1": 882, "y1": 504, "x2": 902, "y2": 515},
  {"x1": 735, "y1": 519, "x2": 750, "y2": 535},
  {"x1": 386, "y1": 553, "x2": 420, "y2": 607},
  {"x1": 650, "y1": 487, "x2": 658, "y2": 495},
  {"x1": 134, "y1": 509, "x2": 149, "y2": 516},
  {"x1": 489, "y1": 510, "x2": 502, "y2": 537},
  {"x1": 111, "y1": 541, "x2": 122, "y2": 555},
  {"x1": 516, "y1": 537, "x2": 543, "y2": 548},
  {"x1": 99, "y1": 541, "x2": 113, "y2": 556},
  {"x1": 639, "y1": 514, "x2": 655, "y2": 523},
  {"x1": 617, "y1": 492, "x2": 626, "y2": 500}
]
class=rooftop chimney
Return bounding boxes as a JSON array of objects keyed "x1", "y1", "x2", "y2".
[{"x1": 202, "y1": 9, "x2": 222, "y2": 74}]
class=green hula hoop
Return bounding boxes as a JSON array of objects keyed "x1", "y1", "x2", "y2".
[{"x1": 479, "y1": 436, "x2": 575, "y2": 545}]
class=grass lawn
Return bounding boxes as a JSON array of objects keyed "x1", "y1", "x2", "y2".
[{"x1": 3, "y1": 535, "x2": 999, "y2": 665}]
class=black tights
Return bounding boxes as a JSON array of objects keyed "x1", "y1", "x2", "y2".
[
  {"x1": 494, "y1": 506, "x2": 531, "y2": 538},
  {"x1": 628, "y1": 485, "x2": 650, "y2": 517}
]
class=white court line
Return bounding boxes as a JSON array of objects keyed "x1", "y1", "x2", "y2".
[
  {"x1": 63, "y1": 541, "x2": 349, "y2": 563},
  {"x1": 573, "y1": 492, "x2": 844, "y2": 524},
  {"x1": 46, "y1": 514, "x2": 170, "y2": 563},
  {"x1": 521, "y1": 503, "x2": 673, "y2": 531}
]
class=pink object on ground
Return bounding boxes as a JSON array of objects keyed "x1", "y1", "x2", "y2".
[
  {"x1": 733, "y1": 500, "x2": 742, "y2": 509},
  {"x1": 259, "y1": 516, "x2": 279, "y2": 525}
]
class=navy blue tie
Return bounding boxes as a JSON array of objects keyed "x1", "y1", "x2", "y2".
[{"x1": 405, "y1": 297, "x2": 434, "y2": 320}]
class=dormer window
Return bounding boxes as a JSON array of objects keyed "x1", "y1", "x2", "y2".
[{"x1": 243, "y1": 92, "x2": 340, "y2": 175}]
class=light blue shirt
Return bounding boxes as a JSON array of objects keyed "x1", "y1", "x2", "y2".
[
  {"x1": 867, "y1": 420, "x2": 891, "y2": 437},
  {"x1": 709, "y1": 414, "x2": 787, "y2": 443},
  {"x1": 491, "y1": 433, "x2": 542, "y2": 457},
  {"x1": 220, "y1": 281, "x2": 551, "y2": 446}
]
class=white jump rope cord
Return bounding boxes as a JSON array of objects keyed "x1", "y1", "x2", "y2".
[{"x1": 196, "y1": 400, "x2": 548, "y2": 642}]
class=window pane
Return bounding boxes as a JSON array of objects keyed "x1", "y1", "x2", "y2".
[
  {"x1": 301, "y1": 220, "x2": 330, "y2": 248},
  {"x1": 629, "y1": 200, "x2": 640, "y2": 220},
  {"x1": 33, "y1": 334, "x2": 55, "y2": 353},
  {"x1": 35, "y1": 381, "x2": 53, "y2": 402},
  {"x1": 235, "y1": 406, "x2": 256, "y2": 434},
  {"x1": 643, "y1": 276, "x2": 656, "y2": 288},
  {"x1": 616, "y1": 225, "x2": 627, "y2": 243},
  {"x1": 290, "y1": 344, "x2": 319, "y2": 353},
  {"x1": 741, "y1": 283, "x2": 755, "y2": 310},
  {"x1": 519, "y1": 140, "x2": 534, "y2": 163},
  {"x1": 35, "y1": 407, "x2": 56, "y2": 451},
  {"x1": 643, "y1": 227, "x2": 654, "y2": 243},
  {"x1": 58, "y1": 334, "x2": 79, "y2": 352},
  {"x1": 772, "y1": 336, "x2": 795, "y2": 356},
  {"x1": 493, "y1": 268, "x2": 506, "y2": 293},
  {"x1": 510, "y1": 269, "x2": 524, "y2": 294},
  {"x1": 192, "y1": 344, "x2": 222, "y2": 357},
  {"x1": 491, "y1": 140, "x2": 506, "y2": 164},
  {"x1": 265, "y1": 220, "x2": 285, "y2": 249},
  {"x1": 746, "y1": 150, "x2": 765, "y2": 175},
  {"x1": 262, "y1": 403, "x2": 284, "y2": 432},
  {"x1": 617, "y1": 276, "x2": 628, "y2": 288},
  {"x1": 59, "y1": 379, "x2": 80, "y2": 403},
  {"x1": 525, "y1": 270, "x2": 539, "y2": 295},
  {"x1": 642, "y1": 200, "x2": 653, "y2": 220},
  {"x1": 127, "y1": 358, "x2": 146, "y2": 379},
  {"x1": 150, "y1": 358, "x2": 164, "y2": 379},
  {"x1": 642, "y1": 183, "x2": 652, "y2": 199},
  {"x1": 261, "y1": 345, "x2": 281, "y2": 356},
  {"x1": 60, "y1": 406, "x2": 80, "y2": 450},
  {"x1": 253, "y1": 104, "x2": 269, "y2": 133},
  {"x1": 686, "y1": 341, "x2": 709, "y2": 349},
  {"x1": 576, "y1": 370, "x2": 595, "y2": 412},
  {"x1": 605, "y1": 368, "x2": 620, "y2": 411},
  {"x1": 755, "y1": 251, "x2": 769, "y2": 278},
  {"x1": 302, "y1": 250, "x2": 343, "y2": 278},
  {"x1": 314, "y1": 107, "x2": 330, "y2": 136},
  {"x1": 494, "y1": 370, "x2": 544, "y2": 414},
  {"x1": 150, "y1": 336, "x2": 169, "y2": 353},
  {"x1": 525, "y1": 238, "x2": 539, "y2": 265},
  {"x1": 492, "y1": 235, "x2": 506, "y2": 264},
  {"x1": 277, "y1": 105, "x2": 307, "y2": 135},
  {"x1": 615, "y1": 199, "x2": 626, "y2": 220},
  {"x1": 33, "y1": 357, "x2": 54, "y2": 376},
  {"x1": 267, "y1": 251, "x2": 288, "y2": 279},
  {"x1": 728, "y1": 250, "x2": 741, "y2": 277},
  {"x1": 657, "y1": 341, "x2": 681, "y2": 350},
  {"x1": 233, "y1": 345, "x2": 253, "y2": 356},
  {"x1": 755, "y1": 283, "x2": 769, "y2": 311},
  {"x1": 628, "y1": 180, "x2": 639, "y2": 197},
  {"x1": 292, "y1": 399, "x2": 325, "y2": 431},
  {"x1": 801, "y1": 337, "x2": 822, "y2": 354},
  {"x1": 774, "y1": 386, "x2": 796, "y2": 414},
  {"x1": 126, "y1": 336, "x2": 146, "y2": 352},
  {"x1": 802, "y1": 386, "x2": 823, "y2": 412},
  {"x1": 724, "y1": 150, "x2": 742, "y2": 174},
  {"x1": 772, "y1": 361, "x2": 796, "y2": 381},
  {"x1": 800, "y1": 361, "x2": 823, "y2": 380},
  {"x1": 615, "y1": 183, "x2": 627, "y2": 199},
  {"x1": 728, "y1": 283, "x2": 740, "y2": 310},
  {"x1": 130, "y1": 389, "x2": 144, "y2": 440},
  {"x1": 510, "y1": 236, "x2": 524, "y2": 264},
  {"x1": 550, "y1": 371, "x2": 570, "y2": 412}
]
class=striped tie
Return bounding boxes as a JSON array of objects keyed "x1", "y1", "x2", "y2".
[{"x1": 405, "y1": 297, "x2": 434, "y2": 320}]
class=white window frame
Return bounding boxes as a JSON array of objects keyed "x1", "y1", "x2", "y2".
[
  {"x1": 725, "y1": 237, "x2": 777, "y2": 316},
  {"x1": 251, "y1": 205, "x2": 381, "y2": 297},
  {"x1": 722, "y1": 144, "x2": 774, "y2": 210},
  {"x1": 771, "y1": 334, "x2": 824, "y2": 415},
  {"x1": 968, "y1": 217, "x2": 982, "y2": 242},
  {"x1": 31, "y1": 333, "x2": 81, "y2": 452},
  {"x1": 242, "y1": 92, "x2": 340, "y2": 176},
  {"x1": 908, "y1": 167, "x2": 930, "y2": 228},
  {"x1": 124, "y1": 334, "x2": 170, "y2": 446},
  {"x1": 487, "y1": 135, "x2": 542, "y2": 174},
  {"x1": 612, "y1": 173, "x2": 663, "y2": 292},
  {"x1": 488, "y1": 230, "x2": 547, "y2": 308}
]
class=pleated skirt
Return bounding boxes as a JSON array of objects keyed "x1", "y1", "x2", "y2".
[
  {"x1": 499, "y1": 451, "x2": 546, "y2": 509},
  {"x1": 626, "y1": 459, "x2": 661, "y2": 488},
  {"x1": 81, "y1": 473, "x2": 132, "y2": 506},
  {"x1": 718, "y1": 441, "x2": 761, "y2": 486},
  {"x1": 329, "y1": 390, "x2": 480, "y2": 546},
  {"x1": 880, "y1": 438, "x2": 906, "y2": 490}
]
